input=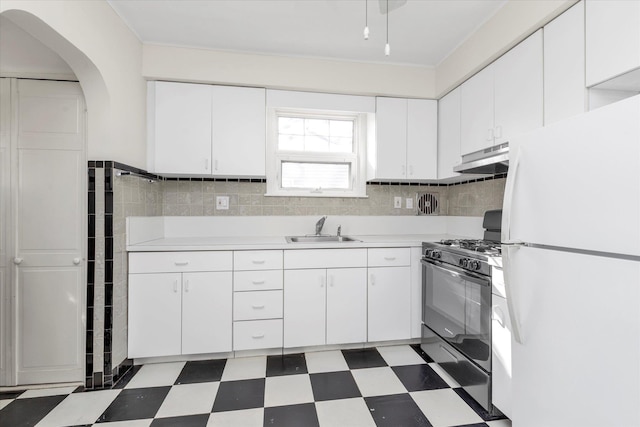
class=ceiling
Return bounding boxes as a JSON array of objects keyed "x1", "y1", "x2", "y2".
[{"x1": 107, "y1": 0, "x2": 507, "y2": 67}]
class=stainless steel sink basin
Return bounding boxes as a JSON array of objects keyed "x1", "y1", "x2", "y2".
[{"x1": 286, "y1": 235, "x2": 361, "y2": 243}]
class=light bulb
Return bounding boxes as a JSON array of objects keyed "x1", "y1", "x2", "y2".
[
  {"x1": 385, "y1": 43, "x2": 390, "y2": 56},
  {"x1": 364, "y1": 26, "x2": 370, "y2": 40}
]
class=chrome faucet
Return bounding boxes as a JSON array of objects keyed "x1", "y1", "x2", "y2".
[
  {"x1": 315, "y1": 216, "x2": 327, "y2": 235},
  {"x1": 337, "y1": 225, "x2": 342, "y2": 237}
]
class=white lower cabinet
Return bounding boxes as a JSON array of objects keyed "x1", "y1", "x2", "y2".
[
  {"x1": 233, "y1": 319, "x2": 283, "y2": 351},
  {"x1": 367, "y1": 266, "x2": 411, "y2": 342},
  {"x1": 326, "y1": 268, "x2": 367, "y2": 345},
  {"x1": 128, "y1": 271, "x2": 232, "y2": 358}
]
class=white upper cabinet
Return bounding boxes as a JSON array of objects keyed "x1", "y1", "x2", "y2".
[
  {"x1": 544, "y1": 2, "x2": 587, "y2": 124},
  {"x1": 437, "y1": 87, "x2": 462, "y2": 180},
  {"x1": 369, "y1": 97, "x2": 437, "y2": 181},
  {"x1": 461, "y1": 30, "x2": 543, "y2": 155},
  {"x1": 148, "y1": 81, "x2": 266, "y2": 177},
  {"x1": 586, "y1": 0, "x2": 640, "y2": 88}
]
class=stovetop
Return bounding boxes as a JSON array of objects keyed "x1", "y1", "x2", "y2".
[
  {"x1": 422, "y1": 239, "x2": 502, "y2": 276},
  {"x1": 438, "y1": 239, "x2": 502, "y2": 256}
]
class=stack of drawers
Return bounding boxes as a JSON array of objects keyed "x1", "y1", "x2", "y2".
[{"x1": 232, "y1": 250, "x2": 284, "y2": 351}]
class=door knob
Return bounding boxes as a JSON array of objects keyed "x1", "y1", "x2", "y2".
[
  {"x1": 13, "y1": 257, "x2": 23, "y2": 265},
  {"x1": 73, "y1": 258, "x2": 81, "y2": 265}
]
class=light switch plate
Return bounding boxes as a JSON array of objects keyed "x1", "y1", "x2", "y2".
[
  {"x1": 394, "y1": 196, "x2": 402, "y2": 208},
  {"x1": 216, "y1": 196, "x2": 229, "y2": 210},
  {"x1": 405, "y1": 198, "x2": 414, "y2": 209}
]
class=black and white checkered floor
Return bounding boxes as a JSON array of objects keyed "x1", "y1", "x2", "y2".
[{"x1": 0, "y1": 345, "x2": 511, "y2": 427}]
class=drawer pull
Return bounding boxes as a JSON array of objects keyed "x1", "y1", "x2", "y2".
[
  {"x1": 252, "y1": 304, "x2": 265, "y2": 309},
  {"x1": 252, "y1": 280, "x2": 266, "y2": 285},
  {"x1": 384, "y1": 256, "x2": 396, "y2": 261},
  {"x1": 252, "y1": 333, "x2": 265, "y2": 339},
  {"x1": 252, "y1": 260, "x2": 266, "y2": 265},
  {"x1": 173, "y1": 280, "x2": 179, "y2": 293},
  {"x1": 174, "y1": 261, "x2": 189, "y2": 266}
]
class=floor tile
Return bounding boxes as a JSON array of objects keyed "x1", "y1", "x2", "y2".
[
  {"x1": 365, "y1": 393, "x2": 432, "y2": 427},
  {"x1": 0, "y1": 399, "x2": 12, "y2": 410},
  {"x1": 264, "y1": 374, "x2": 314, "y2": 407},
  {"x1": 92, "y1": 420, "x2": 152, "y2": 427},
  {"x1": 309, "y1": 371, "x2": 361, "y2": 402},
  {"x1": 220, "y1": 356, "x2": 266, "y2": 381},
  {"x1": 96, "y1": 387, "x2": 170, "y2": 422},
  {"x1": 392, "y1": 364, "x2": 450, "y2": 392},
  {"x1": 411, "y1": 389, "x2": 484, "y2": 427},
  {"x1": 315, "y1": 397, "x2": 376, "y2": 427},
  {"x1": 212, "y1": 379, "x2": 265, "y2": 412},
  {"x1": 412, "y1": 344, "x2": 435, "y2": 363},
  {"x1": 351, "y1": 367, "x2": 407, "y2": 397},
  {"x1": 263, "y1": 402, "x2": 319, "y2": 427},
  {"x1": 124, "y1": 362, "x2": 185, "y2": 389},
  {"x1": 175, "y1": 359, "x2": 226, "y2": 385},
  {"x1": 35, "y1": 389, "x2": 120, "y2": 427},
  {"x1": 377, "y1": 345, "x2": 428, "y2": 366},
  {"x1": 266, "y1": 353, "x2": 307, "y2": 377},
  {"x1": 150, "y1": 413, "x2": 209, "y2": 427},
  {"x1": 18, "y1": 386, "x2": 77, "y2": 399},
  {"x1": 155, "y1": 382, "x2": 219, "y2": 419},
  {"x1": 113, "y1": 366, "x2": 143, "y2": 389},
  {"x1": 341, "y1": 348, "x2": 387, "y2": 370},
  {"x1": 428, "y1": 363, "x2": 461, "y2": 388},
  {"x1": 304, "y1": 350, "x2": 349, "y2": 374},
  {"x1": 0, "y1": 390, "x2": 24, "y2": 399},
  {"x1": 487, "y1": 420, "x2": 512, "y2": 427},
  {"x1": 0, "y1": 395, "x2": 67, "y2": 427},
  {"x1": 206, "y1": 408, "x2": 264, "y2": 427},
  {"x1": 453, "y1": 388, "x2": 505, "y2": 422}
]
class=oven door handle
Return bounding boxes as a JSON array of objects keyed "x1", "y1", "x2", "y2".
[{"x1": 421, "y1": 259, "x2": 490, "y2": 287}]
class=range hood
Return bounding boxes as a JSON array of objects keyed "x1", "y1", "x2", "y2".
[{"x1": 453, "y1": 143, "x2": 509, "y2": 174}]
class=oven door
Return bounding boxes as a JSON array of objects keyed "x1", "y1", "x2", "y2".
[{"x1": 421, "y1": 258, "x2": 492, "y2": 372}]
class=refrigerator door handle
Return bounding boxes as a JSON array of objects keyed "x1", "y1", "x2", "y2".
[
  {"x1": 502, "y1": 147, "x2": 521, "y2": 243},
  {"x1": 502, "y1": 243, "x2": 524, "y2": 344}
]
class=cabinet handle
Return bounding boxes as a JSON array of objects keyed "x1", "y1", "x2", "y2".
[
  {"x1": 205, "y1": 158, "x2": 210, "y2": 171},
  {"x1": 173, "y1": 280, "x2": 179, "y2": 293},
  {"x1": 328, "y1": 275, "x2": 334, "y2": 287},
  {"x1": 13, "y1": 257, "x2": 23, "y2": 265},
  {"x1": 409, "y1": 165, "x2": 414, "y2": 176},
  {"x1": 252, "y1": 333, "x2": 265, "y2": 339},
  {"x1": 184, "y1": 280, "x2": 189, "y2": 293},
  {"x1": 319, "y1": 275, "x2": 325, "y2": 288},
  {"x1": 487, "y1": 128, "x2": 494, "y2": 141},
  {"x1": 384, "y1": 256, "x2": 396, "y2": 261},
  {"x1": 251, "y1": 260, "x2": 266, "y2": 265},
  {"x1": 251, "y1": 280, "x2": 266, "y2": 285},
  {"x1": 214, "y1": 159, "x2": 219, "y2": 171},
  {"x1": 174, "y1": 261, "x2": 189, "y2": 266},
  {"x1": 495, "y1": 125, "x2": 503, "y2": 139},
  {"x1": 401, "y1": 165, "x2": 406, "y2": 176},
  {"x1": 370, "y1": 274, "x2": 375, "y2": 286},
  {"x1": 252, "y1": 304, "x2": 265, "y2": 309}
]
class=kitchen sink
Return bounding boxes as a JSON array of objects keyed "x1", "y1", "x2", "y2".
[{"x1": 286, "y1": 235, "x2": 361, "y2": 243}]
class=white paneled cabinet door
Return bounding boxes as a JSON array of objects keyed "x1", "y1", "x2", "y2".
[
  {"x1": 368, "y1": 267, "x2": 411, "y2": 342},
  {"x1": 437, "y1": 87, "x2": 462, "y2": 180},
  {"x1": 148, "y1": 81, "x2": 212, "y2": 175},
  {"x1": 211, "y1": 86, "x2": 266, "y2": 177},
  {"x1": 128, "y1": 273, "x2": 182, "y2": 358},
  {"x1": 326, "y1": 268, "x2": 367, "y2": 345},
  {"x1": 375, "y1": 97, "x2": 407, "y2": 179},
  {"x1": 493, "y1": 29, "x2": 543, "y2": 146},
  {"x1": 284, "y1": 269, "x2": 326, "y2": 348},
  {"x1": 181, "y1": 272, "x2": 232, "y2": 354},
  {"x1": 0, "y1": 78, "x2": 9, "y2": 386},
  {"x1": 406, "y1": 99, "x2": 437, "y2": 180},
  {"x1": 460, "y1": 65, "x2": 495, "y2": 156},
  {"x1": 13, "y1": 80, "x2": 85, "y2": 385}
]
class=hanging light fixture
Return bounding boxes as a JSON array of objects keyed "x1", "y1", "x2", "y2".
[
  {"x1": 384, "y1": 0, "x2": 390, "y2": 55},
  {"x1": 363, "y1": 0, "x2": 370, "y2": 40}
]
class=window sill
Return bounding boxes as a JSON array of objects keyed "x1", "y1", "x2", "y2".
[{"x1": 264, "y1": 191, "x2": 369, "y2": 199}]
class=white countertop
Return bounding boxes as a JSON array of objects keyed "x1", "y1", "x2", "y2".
[{"x1": 126, "y1": 233, "x2": 462, "y2": 252}]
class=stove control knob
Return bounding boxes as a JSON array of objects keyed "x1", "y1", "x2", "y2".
[
  {"x1": 433, "y1": 250, "x2": 441, "y2": 259},
  {"x1": 461, "y1": 258, "x2": 469, "y2": 268},
  {"x1": 458, "y1": 258, "x2": 465, "y2": 267},
  {"x1": 470, "y1": 260, "x2": 479, "y2": 270},
  {"x1": 425, "y1": 250, "x2": 432, "y2": 258}
]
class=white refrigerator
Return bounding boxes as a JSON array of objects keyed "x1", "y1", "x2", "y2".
[{"x1": 501, "y1": 94, "x2": 640, "y2": 427}]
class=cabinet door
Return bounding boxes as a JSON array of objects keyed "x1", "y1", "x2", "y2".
[
  {"x1": 437, "y1": 87, "x2": 462, "y2": 180},
  {"x1": 212, "y1": 86, "x2": 266, "y2": 177},
  {"x1": 326, "y1": 268, "x2": 367, "y2": 345},
  {"x1": 460, "y1": 65, "x2": 495, "y2": 155},
  {"x1": 494, "y1": 30, "x2": 543, "y2": 146},
  {"x1": 284, "y1": 269, "x2": 326, "y2": 347},
  {"x1": 368, "y1": 267, "x2": 411, "y2": 342},
  {"x1": 586, "y1": 0, "x2": 640, "y2": 87},
  {"x1": 544, "y1": 2, "x2": 587, "y2": 124},
  {"x1": 375, "y1": 97, "x2": 407, "y2": 179},
  {"x1": 182, "y1": 272, "x2": 232, "y2": 355},
  {"x1": 492, "y1": 294, "x2": 512, "y2": 418},
  {"x1": 128, "y1": 273, "x2": 182, "y2": 358},
  {"x1": 149, "y1": 81, "x2": 212, "y2": 175},
  {"x1": 406, "y1": 99, "x2": 437, "y2": 180}
]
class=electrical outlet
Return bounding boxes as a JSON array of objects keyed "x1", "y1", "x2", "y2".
[
  {"x1": 216, "y1": 196, "x2": 229, "y2": 210},
  {"x1": 405, "y1": 198, "x2": 414, "y2": 209},
  {"x1": 394, "y1": 196, "x2": 402, "y2": 209}
]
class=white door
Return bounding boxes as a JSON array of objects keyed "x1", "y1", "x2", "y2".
[
  {"x1": 12, "y1": 79, "x2": 86, "y2": 385},
  {"x1": 182, "y1": 272, "x2": 232, "y2": 355},
  {"x1": 326, "y1": 268, "x2": 366, "y2": 345},
  {"x1": 284, "y1": 269, "x2": 326, "y2": 348},
  {"x1": 0, "y1": 78, "x2": 11, "y2": 386},
  {"x1": 367, "y1": 266, "x2": 411, "y2": 342}
]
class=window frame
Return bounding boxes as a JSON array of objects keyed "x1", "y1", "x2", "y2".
[{"x1": 265, "y1": 107, "x2": 368, "y2": 198}]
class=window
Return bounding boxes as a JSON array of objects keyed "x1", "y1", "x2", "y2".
[{"x1": 266, "y1": 109, "x2": 368, "y2": 197}]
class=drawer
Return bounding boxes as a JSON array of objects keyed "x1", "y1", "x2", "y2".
[
  {"x1": 368, "y1": 248, "x2": 410, "y2": 267},
  {"x1": 234, "y1": 290, "x2": 283, "y2": 321},
  {"x1": 234, "y1": 250, "x2": 283, "y2": 271},
  {"x1": 284, "y1": 249, "x2": 367, "y2": 269},
  {"x1": 129, "y1": 251, "x2": 233, "y2": 273},
  {"x1": 233, "y1": 319, "x2": 283, "y2": 351},
  {"x1": 234, "y1": 270, "x2": 283, "y2": 291}
]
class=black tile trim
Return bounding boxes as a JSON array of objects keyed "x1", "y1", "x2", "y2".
[{"x1": 86, "y1": 163, "x2": 96, "y2": 389}]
